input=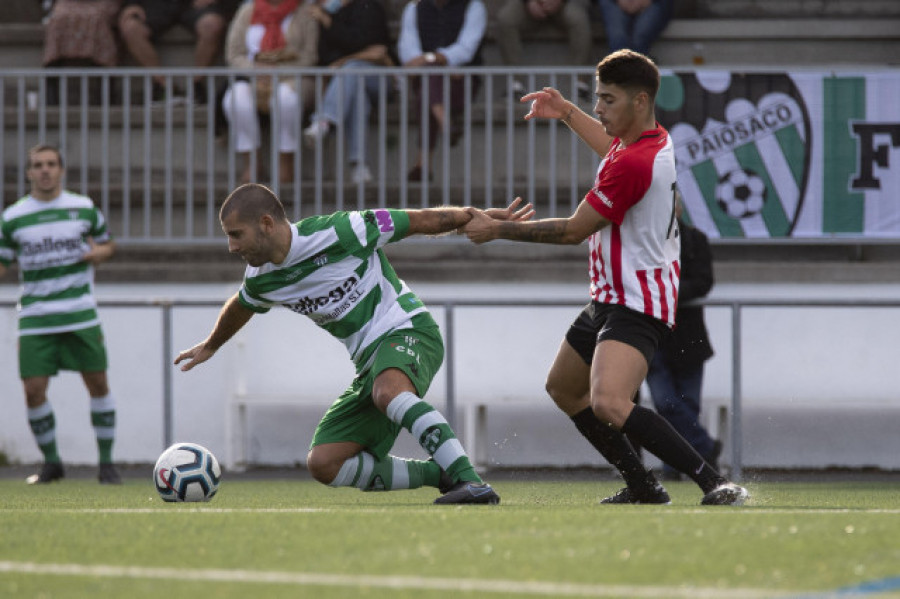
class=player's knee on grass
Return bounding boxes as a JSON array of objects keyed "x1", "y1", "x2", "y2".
[{"x1": 306, "y1": 448, "x2": 342, "y2": 485}]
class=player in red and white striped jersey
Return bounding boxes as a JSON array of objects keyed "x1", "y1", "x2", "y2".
[{"x1": 464, "y1": 49, "x2": 747, "y2": 506}]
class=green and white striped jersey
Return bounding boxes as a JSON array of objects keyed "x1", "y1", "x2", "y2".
[
  {"x1": 237, "y1": 209, "x2": 431, "y2": 373},
  {"x1": 0, "y1": 191, "x2": 111, "y2": 336}
]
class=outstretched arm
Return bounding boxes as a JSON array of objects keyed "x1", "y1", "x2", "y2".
[
  {"x1": 522, "y1": 87, "x2": 613, "y2": 157},
  {"x1": 463, "y1": 199, "x2": 609, "y2": 245},
  {"x1": 174, "y1": 293, "x2": 254, "y2": 371},
  {"x1": 405, "y1": 199, "x2": 534, "y2": 236},
  {"x1": 405, "y1": 207, "x2": 473, "y2": 236}
]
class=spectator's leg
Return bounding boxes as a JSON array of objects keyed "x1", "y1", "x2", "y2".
[
  {"x1": 273, "y1": 81, "x2": 301, "y2": 183},
  {"x1": 425, "y1": 74, "x2": 446, "y2": 146},
  {"x1": 117, "y1": 5, "x2": 165, "y2": 87},
  {"x1": 315, "y1": 61, "x2": 376, "y2": 165},
  {"x1": 495, "y1": 0, "x2": 528, "y2": 66},
  {"x1": 646, "y1": 354, "x2": 715, "y2": 458},
  {"x1": 192, "y1": 11, "x2": 227, "y2": 72},
  {"x1": 345, "y1": 62, "x2": 381, "y2": 168},
  {"x1": 672, "y1": 363, "x2": 716, "y2": 457},
  {"x1": 408, "y1": 74, "x2": 444, "y2": 179},
  {"x1": 558, "y1": 0, "x2": 594, "y2": 66},
  {"x1": 595, "y1": 0, "x2": 632, "y2": 53},
  {"x1": 222, "y1": 81, "x2": 261, "y2": 182},
  {"x1": 630, "y1": 0, "x2": 675, "y2": 56}
]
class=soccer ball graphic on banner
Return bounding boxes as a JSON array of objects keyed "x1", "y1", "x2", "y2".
[
  {"x1": 715, "y1": 168, "x2": 768, "y2": 219},
  {"x1": 153, "y1": 442, "x2": 221, "y2": 502}
]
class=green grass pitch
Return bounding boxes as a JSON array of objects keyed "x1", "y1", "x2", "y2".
[{"x1": 1, "y1": 474, "x2": 899, "y2": 598}]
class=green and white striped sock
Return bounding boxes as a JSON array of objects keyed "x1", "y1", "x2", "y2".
[
  {"x1": 329, "y1": 451, "x2": 440, "y2": 491},
  {"x1": 28, "y1": 402, "x2": 60, "y2": 463},
  {"x1": 90, "y1": 395, "x2": 116, "y2": 464},
  {"x1": 385, "y1": 391, "x2": 481, "y2": 485}
]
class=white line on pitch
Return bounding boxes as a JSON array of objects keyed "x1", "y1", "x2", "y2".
[
  {"x1": 2, "y1": 507, "x2": 900, "y2": 515},
  {"x1": 0, "y1": 560, "x2": 792, "y2": 598}
]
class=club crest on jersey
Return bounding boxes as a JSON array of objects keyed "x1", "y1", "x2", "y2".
[{"x1": 656, "y1": 71, "x2": 811, "y2": 238}]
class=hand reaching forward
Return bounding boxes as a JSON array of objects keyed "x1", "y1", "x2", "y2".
[
  {"x1": 483, "y1": 196, "x2": 535, "y2": 223},
  {"x1": 462, "y1": 197, "x2": 534, "y2": 244}
]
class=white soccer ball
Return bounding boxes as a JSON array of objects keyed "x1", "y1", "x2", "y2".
[
  {"x1": 715, "y1": 168, "x2": 767, "y2": 219},
  {"x1": 153, "y1": 442, "x2": 221, "y2": 503}
]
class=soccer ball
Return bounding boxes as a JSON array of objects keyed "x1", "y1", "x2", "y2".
[
  {"x1": 153, "y1": 442, "x2": 221, "y2": 503},
  {"x1": 715, "y1": 168, "x2": 767, "y2": 219}
]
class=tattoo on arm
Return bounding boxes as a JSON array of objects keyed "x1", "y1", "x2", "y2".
[
  {"x1": 435, "y1": 209, "x2": 469, "y2": 233},
  {"x1": 495, "y1": 219, "x2": 573, "y2": 243}
]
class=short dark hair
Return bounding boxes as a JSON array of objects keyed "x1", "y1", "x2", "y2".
[
  {"x1": 596, "y1": 49, "x2": 660, "y2": 100},
  {"x1": 27, "y1": 144, "x2": 64, "y2": 169},
  {"x1": 220, "y1": 183, "x2": 287, "y2": 224}
]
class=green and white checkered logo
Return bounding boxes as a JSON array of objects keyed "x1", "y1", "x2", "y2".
[{"x1": 657, "y1": 72, "x2": 811, "y2": 238}]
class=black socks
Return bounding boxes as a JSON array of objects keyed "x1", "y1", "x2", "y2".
[
  {"x1": 622, "y1": 405, "x2": 725, "y2": 494},
  {"x1": 571, "y1": 407, "x2": 659, "y2": 492}
]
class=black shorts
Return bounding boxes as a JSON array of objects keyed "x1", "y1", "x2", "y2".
[
  {"x1": 565, "y1": 302, "x2": 669, "y2": 367},
  {"x1": 134, "y1": 0, "x2": 228, "y2": 40}
]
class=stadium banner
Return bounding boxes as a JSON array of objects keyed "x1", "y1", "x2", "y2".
[{"x1": 656, "y1": 71, "x2": 900, "y2": 239}]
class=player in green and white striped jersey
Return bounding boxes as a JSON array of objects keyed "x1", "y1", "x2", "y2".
[
  {"x1": 176, "y1": 183, "x2": 532, "y2": 504},
  {"x1": 0, "y1": 145, "x2": 120, "y2": 485}
]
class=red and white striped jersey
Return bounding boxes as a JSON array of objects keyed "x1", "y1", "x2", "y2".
[{"x1": 584, "y1": 123, "x2": 681, "y2": 327}]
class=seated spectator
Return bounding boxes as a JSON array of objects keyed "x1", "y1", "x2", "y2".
[
  {"x1": 597, "y1": 0, "x2": 673, "y2": 57},
  {"x1": 221, "y1": 0, "x2": 318, "y2": 184},
  {"x1": 397, "y1": 0, "x2": 486, "y2": 182},
  {"x1": 42, "y1": 0, "x2": 122, "y2": 105},
  {"x1": 117, "y1": 0, "x2": 235, "y2": 102},
  {"x1": 303, "y1": 0, "x2": 393, "y2": 185},
  {"x1": 495, "y1": 0, "x2": 593, "y2": 100}
]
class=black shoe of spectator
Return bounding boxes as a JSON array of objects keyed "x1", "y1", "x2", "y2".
[
  {"x1": 192, "y1": 80, "x2": 208, "y2": 105},
  {"x1": 407, "y1": 165, "x2": 431, "y2": 182},
  {"x1": 449, "y1": 120, "x2": 464, "y2": 146},
  {"x1": 151, "y1": 82, "x2": 185, "y2": 106}
]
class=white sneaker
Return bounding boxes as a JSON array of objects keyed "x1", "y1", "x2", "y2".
[
  {"x1": 351, "y1": 163, "x2": 372, "y2": 185},
  {"x1": 303, "y1": 120, "x2": 331, "y2": 148}
]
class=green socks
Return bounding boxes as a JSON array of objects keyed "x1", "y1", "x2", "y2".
[
  {"x1": 91, "y1": 395, "x2": 116, "y2": 464},
  {"x1": 386, "y1": 391, "x2": 481, "y2": 484},
  {"x1": 28, "y1": 402, "x2": 60, "y2": 463},
  {"x1": 329, "y1": 452, "x2": 442, "y2": 491}
]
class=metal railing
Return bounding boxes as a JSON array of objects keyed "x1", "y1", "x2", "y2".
[
  {"x1": 3, "y1": 295, "x2": 897, "y2": 479},
  {"x1": 1, "y1": 66, "x2": 597, "y2": 243}
]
